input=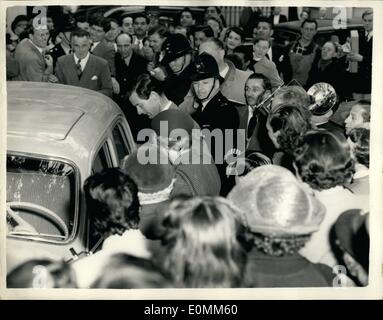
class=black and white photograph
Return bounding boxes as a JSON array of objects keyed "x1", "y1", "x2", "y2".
[{"x1": 1, "y1": 0, "x2": 382, "y2": 299}]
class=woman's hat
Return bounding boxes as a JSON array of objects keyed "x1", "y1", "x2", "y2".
[
  {"x1": 121, "y1": 145, "x2": 175, "y2": 204},
  {"x1": 228, "y1": 165, "x2": 326, "y2": 236}
]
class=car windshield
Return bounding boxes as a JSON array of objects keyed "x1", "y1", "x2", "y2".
[{"x1": 6, "y1": 155, "x2": 77, "y2": 242}]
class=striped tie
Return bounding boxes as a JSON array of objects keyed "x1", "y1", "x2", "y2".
[{"x1": 76, "y1": 59, "x2": 82, "y2": 78}]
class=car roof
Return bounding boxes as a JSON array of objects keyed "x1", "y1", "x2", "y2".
[
  {"x1": 7, "y1": 81, "x2": 124, "y2": 170},
  {"x1": 274, "y1": 19, "x2": 364, "y2": 32}
]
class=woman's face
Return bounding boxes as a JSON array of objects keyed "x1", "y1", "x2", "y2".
[
  {"x1": 344, "y1": 105, "x2": 365, "y2": 134},
  {"x1": 226, "y1": 31, "x2": 242, "y2": 50}
]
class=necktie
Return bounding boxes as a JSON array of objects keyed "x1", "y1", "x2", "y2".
[
  {"x1": 247, "y1": 113, "x2": 257, "y2": 139},
  {"x1": 76, "y1": 59, "x2": 82, "y2": 78},
  {"x1": 90, "y1": 43, "x2": 94, "y2": 52}
]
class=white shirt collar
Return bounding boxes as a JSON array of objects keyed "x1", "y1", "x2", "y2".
[
  {"x1": 162, "y1": 100, "x2": 173, "y2": 111},
  {"x1": 219, "y1": 64, "x2": 230, "y2": 79},
  {"x1": 74, "y1": 52, "x2": 90, "y2": 71},
  {"x1": 91, "y1": 41, "x2": 100, "y2": 52}
]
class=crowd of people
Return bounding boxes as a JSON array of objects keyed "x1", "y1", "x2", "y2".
[{"x1": 6, "y1": 6, "x2": 373, "y2": 288}]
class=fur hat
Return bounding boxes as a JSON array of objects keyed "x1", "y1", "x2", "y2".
[{"x1": 228, "y1": 165, "x2": 326, "y2": 236}]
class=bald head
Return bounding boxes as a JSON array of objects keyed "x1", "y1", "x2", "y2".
[{"x1": 116, "y1": 33, "x2": 133, "y2": 58}]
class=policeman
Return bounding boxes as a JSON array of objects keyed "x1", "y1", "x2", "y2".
[
  {"x1": 151, "y1": 33, "x2": 196, "y2": 107},
  {"x1": 191, "y1": 52, "x2": 241, "y2": 196}
]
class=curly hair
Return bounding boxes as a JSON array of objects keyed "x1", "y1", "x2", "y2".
[
  {"x1": 267, "y1": 104, "x2": 313, "y2": 154},
  {"x1": 294, "y1": 130, "x2": 355, "y2": 190},
  {"x1": 244, "y1": 232, "x2": 311, "y2": 256},
  {"x1": 161, "y1": 196, "x2": 247, "y2": 288},
  {"x1": 84, "y1": 168, "x2": 140, "y2": 238},
  {"x1": 348, "y1": 127, "x2": 370, "y2": 168}
]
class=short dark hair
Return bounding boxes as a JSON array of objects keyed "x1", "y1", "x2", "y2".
[
  {"x1": 120, "y1": 13, "x2": 133, "y2": 25},
  {"x1": 233, "y1": 45, "x2": 253, "y2": 64},
  {"x1": 294, "y1": 130, "x2": 355, "y2": 190},
  {"x1": 246, "y1": 72, "x2": 272, "y2": 92},
  {"x1": 301, "y1": 18, "x2": 318, "y2": 30},
  {"x1": 108, "y1": 18, "x2": 120, "y2": 27},
  {"x1": 11, "y1": 14, "x2": 29, "y2": 33},
  {"x1": 253, "y1": 37, "x2": 271, "y2": 47},
  {"x1": 180, "y1": 7, "x2": 195, "y2": 19},
  {"x1": 84, "y1": 168, "x2": 140, "y2": 238},
  {"x1": 133, "y1": 12, "x2": 150, "y2": 24},
  {"x1": 148, "y1": 24, "x2": 169, "y2": 38},
  {"x1": 76, "y1": 15, "x2": 88, "y2": 24},
  {"x1": 70, "y1": 28, "x2": 90, "y2": 41},
  {"x1": 132, "y1": 73, "x2": 164, "y2": 100},
  {"x1": 90, "y1": 15, "x2": 110, "y2": 33},
  {"x1": 192, "y1": 24, "x2": 214, "y2": 38},
  {"x1": 225, "y1": 26, "x2": 245, "y2": 42},
  {"x1": 348, "y1": 127, "x2": 370, "y2": 168},
  {"x1": 256, "y1": 17, "x2": 274, "y2": 29}
]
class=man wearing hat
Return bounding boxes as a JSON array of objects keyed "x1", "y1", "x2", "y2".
[
  {"x1": 191, "y1": 52, "x2": 241, "y2": 195},
  {"x1": 151, "y1": 109, "x2": 221, "y2": 197},
  {"x1": 153, "y1": 33, "x2": 196, "y2": 108}
]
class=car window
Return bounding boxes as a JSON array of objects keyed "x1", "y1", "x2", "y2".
[
  {"x1": 273, "y1": 29, "x2": 299, "y2": 46},
  {"x1": 112, "y1": 122, "x2": 130, "y2": 165},
  {"x1": 6, "y1": 155, "x2": 77, "y2": 242},
  {"x1": 92, "y1": 142, "x2": 113, "y2": 174}
]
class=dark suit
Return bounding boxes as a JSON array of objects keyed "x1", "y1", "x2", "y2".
[
  {"x1": 91, "y1": 39, "x2": 116, "y2": 76},
  {"x1": 271, "y1": 14, "x2": 287, "y2": 24},
  {"x1": 354, "y1": 32, "x2": 372, "y2": 94},
  {"x1": 192, "y1": 91, "x2": 240, "y2": 196},
  {"x1": 114, "y1": 52, "x2": 148, "y2": 101},
  {"x1": 55, "y1": 53, "x2": 113, "y2": 97},
  {"x1": 236, "y1": 104, "x2": 275, "y2": 157},
  {"x1": 48, "y1": 44, "x2": 68, "y2": 69}
]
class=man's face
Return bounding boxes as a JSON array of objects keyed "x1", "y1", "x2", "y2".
[
  {"x1": 207, "y1": 19, "x2": 220, "y2": 38},
  {"x1": 192, "y1": 78, "x2": 216, "y2": 100},
  {"x1": 301, "y1": 22, "x2": 317, "y2": 42},
  {"x1": 71, "y1": 36, "x2": 91, "y2": 59},
  {"x1": 46, "y1": 17, "x2": 54, "y2": 30},
  {"x1": 363, "y1": 13, "x2": 373, "y2": 33},
  {"x1": 77, "y1": 21, "x2": 90, "y2": 32},
  {"x1": 253, "y1": 40, "x2": 270, "y2": 59},
  {"x1": 245, "y1": 78, "x2": 266, "y2": 107},
  {"x1": 321, "y1": 42, "x2": 336, "y2": 60},
  {"x1": 274, "y1": 7, "x2": 282, "y2": 15},
  {"x1": 134, "y1": 17, "x2": 148, "y2": 38},
  {"x1": 90, "y1": 24, "x2": 105, "y2": 43},
  {"x1": 180, "y1": 11, "x2": 195, "y2": 27},
  {"x1": 199, "y1": 41, "x2": 223, "y2": 66},
  {"x1": 194, "y1": 31, "x2": 207, "y2": 49},
  {"x1": 169, "y1": 55, "x2": 189, "y2": 75},
  {"x1": 256, "y1": 22, "x2": 273, "y2": 40},
  {"x1": 122, "y1": 17, "x2": 134, "y2": 35},
  {"x1": 344, "y1": 105, "x2": 366, "y2": 134},
  {"x1": 116, "y1": 34, "x2": 132, "y2": 58},
  {"x1": 105, "y1": 21, "x2": 120, "y2": 42},
  {"x1": 31, "y1": 28, "x2": 49, "y2": 48},
  {"x1": 149, "y1": 32, "x2": 165, "y2": 53},
  {"x1": 129, "y1": 91, "x2": 160, "y2": 119}
]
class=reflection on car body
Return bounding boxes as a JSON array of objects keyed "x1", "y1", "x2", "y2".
[{"x1": 6, "y1": 81, "x2": 136, "y2": 269}]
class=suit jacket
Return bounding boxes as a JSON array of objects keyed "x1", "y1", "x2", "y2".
[
  {"x1": 14, "y1": 38, "x2": 49, "y2": 82},
  {"x1": 236, "y1": 104, "x2": 275, "y2": 157},
  {"x1": 271, "y1": 14, "x2": 287, "y2": 24},
  {"x1": 114, "y1": 52, "x2": 148, "y2": 100},
  {"x1": 55, "y1": 54, "x2": 113, "y2": 97},
  {"x1": 354, "y1": 32, "x2": 373, "y2": 94},
  {"x1": 252, "y1": 57, "x2": 284, "y2": 91},
  {"x1": 91, "y1": 39, "x2": 116, "y2": 76},
  {"x1": 6, "y1": 50, "x2": 19, "y2": 80},
  {"x1": 221, "y1": 60, "x2": 252, "y2": 104}
]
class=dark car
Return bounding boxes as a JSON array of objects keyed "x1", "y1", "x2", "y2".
[{"x1": 273, "y1": 19, "x2": 364, "y2": 47}]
